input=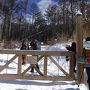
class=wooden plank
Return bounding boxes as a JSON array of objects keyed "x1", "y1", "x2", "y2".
[
  {"x1": 69, "y1": 54, "x2": 74, "y2": 80},
  {"x1": 33, "y1": 64, "x2": 43, "y2": 76},
  {"x1": 0, "y1": 74, "x2": 18, "y2": 79},
  {"x1": 21, "y1": 65, "x2": 32, "y2": 76},
  {"x1": 49, "y1": 56, "x2": 68, "y2": 76},
  {"x1": 37, "y1": 55, "x2": 44, "y2": 62},
  {"x1": 0, "y1": 74, "x2": 73, "y2": 81},
  {"x1": 0, "y1": 46, "x2": 3, "y2": 49},
  {"x1": 18, "y1": 55, "x2": 22, "y2": 78},
  {"x1": 76, "y1": 15, "x2": 83, "y2": 56},
  {"x1": 0, "y1": 49, "x2": 72, "y2": 56},
  {"x1": 21, "y1": 76, "x2": 72, "y2": 81},
  {"x1": 44, "y1": 56, "x2": 47, "y2": 76},
  {"x1": 0, "y1": 55, "x2": 17, "y2": 72},
  {"x1": 0, "y1": 74, "x2": 72, "y2": 81},
  {"x1": 76, "y1": 14, "x2": 84, "y2": 83}
]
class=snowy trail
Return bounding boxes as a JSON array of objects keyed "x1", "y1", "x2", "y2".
[{"x1": 0, "y1": 78, "x2": 88, "y2": 90}]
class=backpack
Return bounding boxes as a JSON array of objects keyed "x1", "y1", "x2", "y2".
[
  {"x1": 30, "y1": 40, "x2": 41, "y2": 50},
  {"x1": 36, "y1": 41, "x2": 41, "y2": 50}
]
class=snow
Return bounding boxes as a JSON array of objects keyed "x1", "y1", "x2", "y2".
[
  {"x1": 38, "y1": 0, "x2": 53, "y2": 15},
  {"x1": 84, "y1": 41, "x2": 90, "y2": 49},
  {"x1": 0, "y1": 43, "x2": 89, "y2": 90},
  {"x1": 76, "y1": 10, "x2": 82, "y2": 15}
]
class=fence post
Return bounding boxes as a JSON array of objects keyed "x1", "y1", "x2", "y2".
[
  {"x1": 69, "y1": 53, "x2": 74, "y2": 80},
  {"x1": 18, "y1": 55, "x2": 22, "y2": 79},
  {"x1": 44, "y1": 56, "x2": 47, "y2": 76},
  {"x1": 76, "y1": 14, "x2": 84, "y2": 83}
]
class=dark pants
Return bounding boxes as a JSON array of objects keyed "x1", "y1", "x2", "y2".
[
  {"x1": 74, "y1": 54, "x2": 76, "y2": 73},
  {"x1": 86, "y1": 67, "x2": 90, "y2": 89},
  {"x1": 30, "y1": 55, "x2": 39, "y2": 72},
  {"x1": 31, "y1": 63, "x2": 39, "y2": 72},
  {"x1": 66, "y1": 54, "x2": 76, "y2": 73}
]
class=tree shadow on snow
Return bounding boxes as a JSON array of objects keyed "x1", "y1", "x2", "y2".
[
  {"x1": 0, "y1": 65, "x2": 16, "y2": 70},
  {"x1": 0, "y1": 59, "x2": 17, "y2": 64},
  {"x1": 15, "y1": 89, "x2": 27, "y2": 90},
  {"x1": 66, "y1": 88, "x2": 80, "y2": 90},
  {"x1": 0, "y1": 59, "x2": 9, "y2": 63},
  {"x1": 0, "y1": 78, "x2": 77, "y2": 86}
]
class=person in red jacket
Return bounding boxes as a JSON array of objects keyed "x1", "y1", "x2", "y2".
[
  {"x1": 21, "y1": 40, "x2": 29, "y2": 65},
  {"x1": 66, "y1": 42, "x2": 76, "y2": 52},
  {"x1": 66, "y1": 42, "x2": 76, "y2": 73}
]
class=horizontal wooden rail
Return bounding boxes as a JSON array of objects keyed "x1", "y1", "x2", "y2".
[{"x1": 0, "y1": 49, "x2": 73, "y2": 56}]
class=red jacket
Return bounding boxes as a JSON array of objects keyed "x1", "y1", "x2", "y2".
[{"x1": 66, "y1": 42, "x2": 76, "y2": 53}]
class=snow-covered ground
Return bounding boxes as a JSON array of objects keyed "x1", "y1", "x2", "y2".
[{"x1": 0, "y1": 43, "x2": 89, "y2": 90}]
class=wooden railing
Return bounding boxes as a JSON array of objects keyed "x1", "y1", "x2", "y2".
[{"x1": 0, "y1": 49, "x2": 74, "y2": 81}]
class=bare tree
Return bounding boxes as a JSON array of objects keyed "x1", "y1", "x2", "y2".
[{"x1": 0, "y1": 0, "x2": 28, "y2": 40}]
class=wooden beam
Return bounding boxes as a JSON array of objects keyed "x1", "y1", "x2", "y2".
[
  {"x1": 0, "y1": 55, "x2": 17, "y2": 72},
  {"x1": 21, "y1": 65, "x2": 31, "y2": 76},
  {"x1": 33, "y1": 64, "x2": 43, "y2": 76},
  {"x1": 49, "y1": 56, "x2": 69, "y2": 76},
  {"x1": 0, "y1": 74, "x2": 72, "y2": 81},
  {"x1": 37, "y1": 55, "x2": 44, "y2": 62},
  {"x1": 69, "y1": 54, "x2": 74, "y2": 80},
  {"x1": 0, "y1": 50, "x2": 73, "y2": 56},
  {"x1": 76, "y1": 14, "x2": 84, "y2": 83},
  {"x1": 0, "y1": 74, "x2": 18, "y2": 79},
  {"x1": 18, "y1": 55, "x2": 22, "y2": 78},
  {"x1": 21, "y1": 76, "x2": 72, "y2": 81},
  {"x1": 44, "y1": 56, "x2": 47, "y2": 76}
]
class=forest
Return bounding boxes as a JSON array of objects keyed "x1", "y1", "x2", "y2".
[{"x1": 0, "y1": 0, "x2": 90, "y2": 44}]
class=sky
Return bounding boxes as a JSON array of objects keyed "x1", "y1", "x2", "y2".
[
  {"x1": 27, "y1": 0, "x2": 90, "y2": 15},
  {"x1": 27, "y1": 0, "x2": 58, "y2": 14}
]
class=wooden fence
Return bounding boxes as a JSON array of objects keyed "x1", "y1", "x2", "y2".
[{"x1": 0, "y1": 49, "x2": 74, "y2": 81}]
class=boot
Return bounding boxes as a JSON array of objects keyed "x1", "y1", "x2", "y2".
[
  {"x1": 22, "y1": 62, "x2": 26, "y2": 65},
  {"x1": 30, "y1": 68, "x2": 34, "y2": 73},
  {"x1": 66, "y1": 56, "x2": 69, "y2": 61},
  {"x1": 36, "y1": 64, "x2": 39, "y2": 70}
]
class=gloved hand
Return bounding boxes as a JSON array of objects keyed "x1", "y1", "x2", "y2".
[
  {"x1": 66, "y1": 56, "x2": 69, "y2": 61},
  {"x1": 66, "y1": 45, "x2": 70, "y2": 49}
]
